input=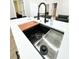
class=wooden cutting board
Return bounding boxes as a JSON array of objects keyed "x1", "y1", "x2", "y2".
[{"x1": 18, "y1": 21, "x2": 39, "y2": 31}]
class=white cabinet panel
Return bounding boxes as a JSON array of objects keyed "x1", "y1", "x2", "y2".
[{"x1": 10, "y1": 0, "x2": 16, "y2": 18}]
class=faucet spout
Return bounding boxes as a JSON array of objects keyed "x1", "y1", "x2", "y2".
[{"x1": 38, "y1": 2, "x2": 48, "y2": 23}]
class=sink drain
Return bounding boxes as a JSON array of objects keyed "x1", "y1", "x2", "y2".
[{"x1": 40, "y1": 45, "x2": 48, "y2": 55}]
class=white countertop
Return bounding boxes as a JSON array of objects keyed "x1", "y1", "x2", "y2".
[{"x1": 11, "y1": 17, "x2": 69, "y2": 59}]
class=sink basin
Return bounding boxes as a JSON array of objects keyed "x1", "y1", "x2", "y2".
[
  {"x1": 22, "y1": 22, "x2": 64, "y2": 59},
  {"x1": 35, "y1": 29, "x2": 64, "y2": 59},
  {"x1": 23, "y1": 23, "x2": 50, "y2": 44}
]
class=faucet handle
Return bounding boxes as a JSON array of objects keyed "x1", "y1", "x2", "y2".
[
  {"x1": 45, "y1": 18, "x2": 48, "y2": 23},
  {"x1": 46, "y1": 12, "x2": 49, "y2": 15},
  {"x1": 37, "y1": 12, "x2": 40, "y2": 20}
]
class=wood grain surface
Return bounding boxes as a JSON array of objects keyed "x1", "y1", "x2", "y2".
[{"x1": 18, "y1": 21, "x2": 39, "y2": 31}]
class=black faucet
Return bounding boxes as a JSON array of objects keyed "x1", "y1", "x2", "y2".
[{"x1": 38, "y1": 2, "x2": 48, "y2": 23}]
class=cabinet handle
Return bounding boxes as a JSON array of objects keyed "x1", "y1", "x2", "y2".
[{"x1": 16, "y1": 51, "x2": 20, "y2": 59}]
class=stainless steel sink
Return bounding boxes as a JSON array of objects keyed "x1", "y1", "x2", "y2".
[
  {"x1": 35, "y1": 38, "x2": 58, "y2": 59},
  {"x1": 34, "y1": 29, "x2": 64, "y2": 59},
  {"x1": 23, "y1": 23, "x2": 64, "y2": 59},
  {"x1": 44, "y1": 29, "x2": 63, "y2": 48}
]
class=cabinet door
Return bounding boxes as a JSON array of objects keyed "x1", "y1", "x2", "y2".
[
  {"x1": 13, "y1": 0, "x2": 25, "y2": 18},
  {"x1": 10, "y1": 0, "x2": 16, "y2": 18}
]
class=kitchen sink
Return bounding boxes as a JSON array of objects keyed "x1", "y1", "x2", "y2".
[
  {"x1": 23, "y1": 23, "x2": 50, "y2": 44},
  {"x1": 34, "y1": 29, "x2": 64, "y2": 59},
  {"x1": 23, "y1": 23, "x2": 64, "y2": 59}
]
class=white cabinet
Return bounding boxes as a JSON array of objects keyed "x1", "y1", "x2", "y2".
[
  {"x1": 23, "y1": 0, "x2": 31, "y2": 16},
  {"x1": 10, "y1": 0, "x2": 16, "y2": 18},
  {"x1": 57, "y1": 0, "x2": 69, "y2": 15}
]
